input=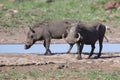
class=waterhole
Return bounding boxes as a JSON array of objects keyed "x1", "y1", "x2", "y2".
[{"x1": 0, "y1": 43, "x2": 120, "y2": 54}]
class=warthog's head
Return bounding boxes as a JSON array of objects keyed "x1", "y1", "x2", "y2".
[
  {"x1": 24, "y1": 27, "x2": 37, "y2": 49},
  {"x1": 63, "y1": 23, "x2": 81, "y2": 44}
]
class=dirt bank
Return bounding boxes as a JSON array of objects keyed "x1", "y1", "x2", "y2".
[{"x1": 0, "y1": 53, "x2": 120, "y2": 70}]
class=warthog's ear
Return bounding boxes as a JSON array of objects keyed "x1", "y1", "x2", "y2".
[
  {"x1": 78, "y1": 21, "x2": 81, "y2": 26},
  {"x1": 29, "y1": 27, "x2": 35, "y2": 33},
  {"x1": 65, "y1": 26, "x2": 70, "y2": 33}
]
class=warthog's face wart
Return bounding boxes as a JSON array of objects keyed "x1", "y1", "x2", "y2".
[
  {"x1": 63, "y1": 23, "x2": 81, "y2": 44},
  {"x1": 24, "y1": 27, "x2": 37, "y2": 49}
]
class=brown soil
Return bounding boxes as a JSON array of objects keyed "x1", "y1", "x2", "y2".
[
  {"x1": 0, "y1": 53, "x2": 120, "y2": 71},
  {"x1": 0, "y1": 53, "x2": 120, "y2": 80}
]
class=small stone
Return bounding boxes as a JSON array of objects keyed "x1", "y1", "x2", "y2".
[
  {"x1": 113, "y1": 60, "x2": 120, "y2": 63},
  {"x1": 86, "y1": 61, "x2": 93, "y2": 64},
  {"x1": 0, "y1": 4, "x2": 3, "y2": 8},
  {"x1": 55, "y1": 64, "x2": 65, "y2": 69}
]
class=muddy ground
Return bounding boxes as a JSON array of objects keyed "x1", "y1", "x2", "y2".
[
  {"x1": 0, "y1": 53, "x2": 120, "y2": 69},
  {"x1": 0, "y1": 23, "x2": 120, "y2": 79}
]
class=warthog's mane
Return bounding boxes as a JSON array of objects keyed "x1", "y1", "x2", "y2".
[{"x1": 32, "y1": 21, "x2": 49, "y2": 28}]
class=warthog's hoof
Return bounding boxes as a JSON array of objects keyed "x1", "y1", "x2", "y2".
[
  {"x1": 44, "y1": 53, "x2": 48, "y2": 55},
  {"x1": 88, "y1": 56, "x2": 91, "y2": 59},
  {"x1": 66, "y1": 52, "x2": 70, "y2": 54},
  {"x1": 97, "y1": 55, "x2": 101, "y2": 58},
  {"x1": 94, "y1": 55, "x2": 101, "y2": 59},
  {"x1": 76, "y1": 56, "x2": 82, "y2": 60},
  {"x1": 44, "y1": 53, "x2": 52, "y2": 55}
]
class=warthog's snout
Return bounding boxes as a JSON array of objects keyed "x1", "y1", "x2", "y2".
[
  {"x1": 24, "y1": 44, "x2": 31, "y2": 49},
  {"x1": 24, "y1": 41, "x2": 32, "y2": 49}
]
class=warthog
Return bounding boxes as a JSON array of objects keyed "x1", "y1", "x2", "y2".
[
  {"x1": 63, "y1": 22, "x2": 107, "y2": 60},
  {"x1": 24, "y1": 20, "x2": 80, "y2": 55}
]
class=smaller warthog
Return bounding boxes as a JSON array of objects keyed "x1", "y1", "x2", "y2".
[
  {"x1": 24, "y1": 20, "x2": 79, "y2": 55},
  {"x1": 63, "y1": 22, "x2": 107, "y2": 60}
]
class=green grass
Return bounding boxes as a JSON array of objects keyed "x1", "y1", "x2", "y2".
[
  {"x1": 0, "y1": 0, "x2": 120, "y2": 27},
  {"x1": 0, "y1": 68, "x2": 120, "y2": 80},
  {"x1": 87, "y1": 70, "x2": 120, "y2": 80}
]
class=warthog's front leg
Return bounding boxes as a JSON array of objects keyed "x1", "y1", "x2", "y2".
[
  {"x1": 77, "y1": 43, "x2": 84, "y2": 60},
  {"x1": 44, "y1": 39, "x2": 51, "y2": 55},
  {"x1": 66, "y1": 44, "x2": 74, "y2": 54}
]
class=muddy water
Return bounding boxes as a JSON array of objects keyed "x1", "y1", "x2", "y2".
[{"x1": 0, "y1": 43, "x2": 120, "y2": 54}]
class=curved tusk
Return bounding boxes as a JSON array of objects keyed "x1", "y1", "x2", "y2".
[{"x1": 76, "y1": 33, "x2": 80, "y2": 42}]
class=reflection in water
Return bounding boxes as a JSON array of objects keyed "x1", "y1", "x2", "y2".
[{"x1": 0, "y1": 44, "x2": 120, "y2": 54}]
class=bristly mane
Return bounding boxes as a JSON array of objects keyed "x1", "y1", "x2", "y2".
[{"x1": 33, "y1": 21, "x2": 49, "y2": 28}]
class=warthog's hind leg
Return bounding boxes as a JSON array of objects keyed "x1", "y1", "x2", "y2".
[
  {"x1": 97, "y1": 38, "x2": 103, "y2": 58},
  {"x1": 88, "y1": 44, "x2": 95, "y2": 59}
]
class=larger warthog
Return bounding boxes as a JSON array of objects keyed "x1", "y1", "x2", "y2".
[
  {"x1": 24, "y1": 20, "x2": 80, "y2": 55},
  {"x1": 63, "y1": 22, "x2": 107, "y2": 60}
]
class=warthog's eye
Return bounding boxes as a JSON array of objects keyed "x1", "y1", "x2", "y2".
[{"x1": 31, "y1": 35, "x2": 33, "y2": 38}]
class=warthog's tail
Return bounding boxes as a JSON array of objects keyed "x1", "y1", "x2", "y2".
[
  {"x1": 104, "y1": 25, "x2": 112, "y2": 42},
  {"x1": 104, "y1": 35, "x2": 109, "y2": 42}
]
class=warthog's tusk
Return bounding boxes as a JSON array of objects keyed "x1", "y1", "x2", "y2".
[{"x1": 76, "y1": 33, "x2": 80, "y2": 42}]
